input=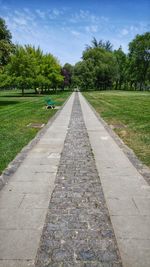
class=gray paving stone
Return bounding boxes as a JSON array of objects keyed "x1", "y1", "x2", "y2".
[
  {"x1": 3, "y1": 181, "x2": 52, "y2": 194},
  {"x1": 0, "y1": 229, "x2": 40, "y2": 259},
  {"x1": 117, "y1": 238, "x2": 150, "y2": 267},
  {"x1": 20, "y1": 157, "x2": 60, "y2": 166},
  {"x1": 0, "y1": 192, "x2": 24, "y2": 209},
  {"x1": 107, "y1": 198, "x2": 139, "y2": 215},
  {"x1": 20, "y1": 194, "x2": 50, "y2": 209},
  {"x1": 111, "y1": 215, "x2": 150, "y2": 239},
  {"x1": 0, "y1": 260, "x2": 34, "y2": 267},
  {"x1": 0, "y1": 208, "x2": 47, "y2": 229},
  {"x1": 133, "y1": 197, "x2": 150, "y2": 215},
  {"x1": 35, "y1": 94, "x2": 122, "y2": 266},
  {"x1": 12, "y1": 171, "x2": 56, "y2": 183}
]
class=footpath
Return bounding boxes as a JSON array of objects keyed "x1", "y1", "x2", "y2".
[{"x1": 0, "y1": 92, "x2": 150, "y2": 267}]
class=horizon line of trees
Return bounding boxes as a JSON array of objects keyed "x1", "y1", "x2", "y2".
[
  {"x1": 70, "y1": 34, "x2": 150, "y2": 91},
  {"x1": 0, "y1": 17, "x2": 150, "y2": 94}
]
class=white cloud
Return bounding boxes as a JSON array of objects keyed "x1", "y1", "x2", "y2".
[
  {"x1": 71, "y1": 30, "x2": 80, "y2": 37},
  {"x1": 69, "y1": 9, "x2": 99, "y2": 24},
  {"x1": 130, "y1": 25, "x2": 138, "y2": 32},
  {"x1": 47, "y1": 8, "x2": 64, "y2": 20},
  {"x1": 101, "y1": 16, "x2": 109, "y2": 22},
  {"x1": 121, "y1": 28, "x2": 129, "y2": 36},
  {"x1": 79, "y1": 9, "x2": 89, "y2": 19},
  {"x1": 85, "y1": 25, "x2": 98, "y2": 33},
  {"x1": 52, "y1": 8, "x2": 60, "y2": 16},
  {"x1": 119, "y1": 22, "x2": 150, "y2": 38},
  {"x1": 90, "y1": 15, "x2": 98, "y2": 23},
  {"x1": 13, "y1": 17, "x2": 27, "y2": 26},
  {"x1": 36, "y1": 9, "x2": 45, "y2": 19}
]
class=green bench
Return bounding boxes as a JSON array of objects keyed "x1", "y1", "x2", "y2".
[{"x1": 45, "y1": 98, "x2": 56, "y2": 109}]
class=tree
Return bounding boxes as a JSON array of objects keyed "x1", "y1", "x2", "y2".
[
  {"x1": 1, "y1": 45, "x2": 64, "y2": 94},
  {"x1": 6, "y1": 45, "x2": 36, "y2": 95},
  {"x1": 61, "y1": 63, "x2": 74, "y2": 89},
  {"x1": 72, "y1": 46, "x2": 117, "y2": 90},
  {"x1": 128, "y1": 32, "x2": 150, "y2": 90},
  {"x1": 86, "y1": 37, "x2": 113, "y2": 51},
  {"x1": 0, "y1": 17, "x2": 14, "y2": 67},
  {"x1": 114, "y1": 46, "x2": 127, "y2": 89},
  {"x1": 72, "y1": 60, "x2": 95, "y2": 90},
  {"x1": 41, "y1": 53, "x2": 64, "y2": 91}
]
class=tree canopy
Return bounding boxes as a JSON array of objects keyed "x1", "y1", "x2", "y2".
[
  {"x1": 128, "y1": 32, "x2": 150, "y2": 90},
  {"x1": 0, "y1": 44, "x2": 64, "y2": 95},
  {"x1": 72, "y1": 40, "x2": 117, "y2": 90},
  {"x1": 72, "y1": 35, "x2": 150, "y2": 91},
  {"x1": 0, "y1": 17, "x2": 14, "y2": 67}
]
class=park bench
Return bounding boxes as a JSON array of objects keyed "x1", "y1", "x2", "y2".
[{"x1": 45, "y1": 98, "x2": 56, "y2": 109}]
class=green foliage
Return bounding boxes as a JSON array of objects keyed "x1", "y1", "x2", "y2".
[
  {"x1": 61, "y1": 63, "x2": 74, "y2": 89},
  {"x1": 0, "y1": 17, "x2": 14, "y2": 67},
  {"x1": 0, "y1": 18, "x2": 64, "y2": 94},
  {"x1": 86, "y1": 37, "x2": 113, "y2": 51},
  {"x1": 73, "y1": 35, "x2": 150, "y2": 91},
  {"x1": 73, "y1": 46, "x2": 117, "y2": 90},
  {"x1": 128, "y1": 32, "x2": 150, "y2": 90},
  {"x1": 0, "y1": 44, "x2": 64, "y2": 94},
  {"x1": 114, "y1": 46, "x2": 127, "y2": 89}
]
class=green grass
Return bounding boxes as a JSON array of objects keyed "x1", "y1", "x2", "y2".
[
  {"x1": 0, "y1": 89, "x2": 71, "y2": 174},
  {"x1": 83, "y1": 90, "x2": 150, "y2": 167}
]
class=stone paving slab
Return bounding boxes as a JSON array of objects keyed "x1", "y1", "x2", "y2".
[
  {"x1": 133, "y1": 197, "x2": 150, "y2": 215},
  {"x1": 117, "y1": 238, "x2": 150, "y2": 267},
  {"x1": 0, "y1": 260, "x2": 34, "y2": 267},
  {"x1": 106, "y1": 198, "x2": 139, "y2": 216},
  {"x1": 0, "y1": 93, "x2": 75, "y2": 266},
  {"x1": 79, "y1": 92, "x2": 150, "y2": 267},
  {"x1": 0, "y1": 208, "x2": 47, "y2": 229},
  {"x1": 0, "y1": 229, "x2": 40, "y2": 259}
]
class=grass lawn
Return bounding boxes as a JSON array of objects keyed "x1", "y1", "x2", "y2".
[
  {"x1": 0, "y1": 89, "x2": 71, "y2": 174},
  {"x1": 83, "y1": 90, "x2": 150, "y2": 168}
]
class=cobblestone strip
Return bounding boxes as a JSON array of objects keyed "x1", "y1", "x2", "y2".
[{"x1": 35, "y1": 93, "x2": 122, "y2": 267}]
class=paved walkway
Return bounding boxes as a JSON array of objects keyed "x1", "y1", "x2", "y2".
[
  {"x1": 35, "y1": 93, "x2": 122, "y2": 267},
  {"x1": 0, "y1": 92, "x2": 150, "y2": 267}
]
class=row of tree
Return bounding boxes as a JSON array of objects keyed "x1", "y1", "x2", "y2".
[
  {"x1": 0, "y1": 45, "x2": 64, "y2": 95},
  {"x1": 68, "y1": 34, "x2": 150, "y2": 91},
  {"x1": 0, "y1": 17, "x2": 150, "y2": 93},
  {"x1": 0, "y1": 18, "x2": 65, "y2": 95}
]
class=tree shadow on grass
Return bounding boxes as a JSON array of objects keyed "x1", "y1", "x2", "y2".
[
  {"x1": 0, "y1": 101, "x2": 20, "y2": 106},
  {"x1": 1, "y1": 94, "x2": 38, "y2": 98},
  {"x1": 1, "y1": 90, "x2": 70, "y2": 98}
]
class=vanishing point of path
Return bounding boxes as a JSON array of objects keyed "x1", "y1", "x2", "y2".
[{"x1": 0, "y1": 92, "x2": 150, "y2": 267}]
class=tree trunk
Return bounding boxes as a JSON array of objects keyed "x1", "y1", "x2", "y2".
[
  {"x1": 34, "y1": 88, "x2": 38, "y2": 94},
  {"x1": 22, "y1": 88, "x2": 24, "y2": 96},
  {"x1": 115, "y1": 80, "x2": 118, "y2": 90},
  {"x1": 140, "y1": 82, "x2": 143, "y2": 91},
  {"x1": 119, "y1": 80, "x2": 122, "y2": 90}
]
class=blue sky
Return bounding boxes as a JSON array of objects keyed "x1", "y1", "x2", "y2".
[{"x1": 0, "y1": 0, "x2": 150, "y2": 65}]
